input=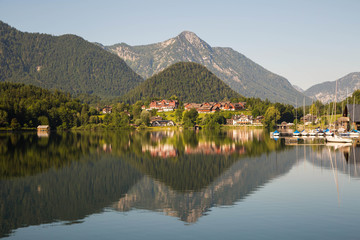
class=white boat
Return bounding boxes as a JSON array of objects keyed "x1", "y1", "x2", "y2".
[
  {"x1": 301, "y1": 130, "x2": 308, "y2": 136},
  {"x1": 325, "y1": 131, "x2": 333, "y2": 136},
  {"x1": 309, "y1": 130, "x2": 316, "y2": 136},
  {"x1": 273, "y1": 130, "x2": 280, "y2": 136},
  {"x1": 349, "y1": 130, "x2": 360, "y2": 138},
  {"x1": 293, "y1": 130, "x2": 300, "y2": 137},
  {"x1": 317, "y1": 130, "x2": 325, "y2": 136},
  {"x1": 326, "y1": 135, "x2": 353, "y2": 143}
]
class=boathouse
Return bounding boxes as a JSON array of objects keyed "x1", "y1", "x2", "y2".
[{"x1": 37, "y1": 125, "x2": 50, "y2": 132}]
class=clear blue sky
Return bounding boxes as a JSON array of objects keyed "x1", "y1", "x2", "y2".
[{"x1": 1, "y1": 0, "x2": 359, "y2": 90}]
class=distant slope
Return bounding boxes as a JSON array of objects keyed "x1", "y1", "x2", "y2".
[
  {"x1": 0, "y1": 21, "x2": 143, "y2": 99},
  {"x1": 122, "y1": 62, "x2": 242, "y2": 103},
  {"x1": 292, "y1": 85, "x2": 304, "y2": 93},
  {"x1": 304, "y1": 72, "x2": 360, "y2": 103},
  {"x1": 106, "y1": 31, "x2": 310, "y2": 104}
]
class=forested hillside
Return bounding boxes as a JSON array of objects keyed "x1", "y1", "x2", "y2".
[
  {"x1": 0, "y1": 82, "x2": 85, "y2": 129},
  {"x1": 0, "y1": 21, "x2": 143, "y2": 99},
  {"x1": 122, "y1": 62, "x2": 243, "y2": 103}
]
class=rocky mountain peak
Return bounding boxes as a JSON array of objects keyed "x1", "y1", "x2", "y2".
[{"x1": 177, "y1": 31, "x2": 205, "y2": 46}]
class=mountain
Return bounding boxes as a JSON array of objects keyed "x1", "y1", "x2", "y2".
[
  {"x1": 0, "y1": 21, "x2": 143, "y2": 99},
  {"x1": 304, "y1": 72, "x2": 360, "y2": 103},
  {"x1": 106, "y1": 31, "x2": 309, "y2": 104},
  {"x1": 293, "y1": 85, "x2": 304, "y2": 93},
  {"x1": 122, "y1": 62, "x2": 243, "y2": 103}
]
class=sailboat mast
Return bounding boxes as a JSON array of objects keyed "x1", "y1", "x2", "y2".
[
  {"x1": 296, "y1": 98, "x2": 298, "y2": 130},
  {"x1": 353, "y1": 96, "x2": 355, "y2": 129},
  {"x1": 303, "y1": 97, "x2": 305, "y2": 129},
  {"x1": 334, "y1": 80, "x2": 338, "y2": 129}
]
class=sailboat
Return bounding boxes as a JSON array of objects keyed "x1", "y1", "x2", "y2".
[
  {"x1": 293, "y1": 98, "x2": 300, "y2": 137},
  {"x1": 326, "y1": 80, "x2": 353, "y2": 143},
  {"x1": 348, "y1": 96, "x2": 360, "y2": 138},
  {"x1": 301, "y1": 97, "x2": 309, "y2": 136}
]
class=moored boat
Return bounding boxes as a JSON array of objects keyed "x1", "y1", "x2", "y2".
[
  {"x1": 349, "y1": 130, "x2": 360, "y2": 138},
  {"x1": 301, "y1": 130, "x2": 308, "y2": 136},
  {"x1": 325, "y1": 135, "x2": 353, "y2": 143},
  {"x1": 273, "y1": 130, "x2": 280, "y2": 136},
  {"x1": 325, "y1": 130, "x2": 333, "y2": 136},
  {"x1": 293, "y1": 130, "x2": 300, "y2": 137},
  {"x1": 309, "y1": 130, "x2": 316, "y2": 136}
]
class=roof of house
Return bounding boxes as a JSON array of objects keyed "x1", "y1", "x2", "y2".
[{"x1": 37, "y1": 125, "x2": 50, "y2": 129}]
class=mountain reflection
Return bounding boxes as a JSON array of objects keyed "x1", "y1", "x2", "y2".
[
  {"x1": 113, "y1": 148, "x2": 297, "y2": 223},
  {"x1": 0, "y1": 130, "x2": 298, "y2": 237}
]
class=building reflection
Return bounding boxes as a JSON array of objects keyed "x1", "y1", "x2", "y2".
[{"x1": 141, "y1": 129, "x2": 263, "y2": 158}]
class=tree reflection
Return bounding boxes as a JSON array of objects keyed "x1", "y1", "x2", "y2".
[{"x1": 1, "y1": 129, "x2": 288, "y2": 237}]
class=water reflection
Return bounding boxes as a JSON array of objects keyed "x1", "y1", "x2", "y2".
[
  {"x1": 1, "y1": 130, "x2": 360, "y2": 238},
  {"x1": 294, "y1": 143, "x2": 360, "y2": 178},
  {"x1": 113, "y1": 148, "x2": 296, "y2": 223}
]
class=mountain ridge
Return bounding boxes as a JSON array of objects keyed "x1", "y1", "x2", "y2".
[
  {"x1": 304, "y1": 72, "x2": 360, "y2": 103},
  {"x1": 106, "y1": 31, "x2": 310, "y2": 104}
]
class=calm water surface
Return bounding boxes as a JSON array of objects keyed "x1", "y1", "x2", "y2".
[{"x1": 1, "y1": 130, "x2": 360, "y2": 239}]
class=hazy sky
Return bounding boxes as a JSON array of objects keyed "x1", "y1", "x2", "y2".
[{"x1": 1, "y1": 0, "x2": 359, "y2": 90}]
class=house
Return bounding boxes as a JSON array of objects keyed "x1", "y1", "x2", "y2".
[
  {"x1": 149, "y1": 100, "x2": 179, "y2": 112},
  {"x1": 37, "y1": 125, "x2": 50, "y2": 137},
  {"x1": 336, "y1": 116, "x2": 350, "y2": 130},
  {"x1": 218, "y1": 102, "x2": 245, "y2": 111},
  {"x1": 277, "y1": 121, "x2": 289, "y2": 130},
  {"x1": 184, "y1": 101, "x2": 246, "y2": 113},
  {"x1": 301, "y1": 114, "x2": 317, "y2": 124},
  {"x1": 232, "y1": 114, "x2": 253, "y2": 125},
  {"x1": 197, "y1": 103, "x2": 219, "y2": 113},
  {"x1": 37, "y1": 125, "x2": 50, "y2": 132},
  {"x1": 343, "y1": 104, "x2": 360, "y2": 130},
  {"x1": 102, "y1": 106, "x2": 112, "y2": 114},
  {"x1": 254, "y1": 116, "x2": 264, "y2": 124},
  {"x1": 151, "y1": 120, "x2": 175, "y2": 127},
  {"x1": 150, "y1": 116, "x2": 163, "y2": 124},
  {"x1": 184, "y1": 103, "x2": 202, "y2": 111},
  {"x1": 226, "y1": 119, "x2": 234, "y2": 125},
  {"x1": 239, "y1": 102, "x2": 247, "y2": 108}
]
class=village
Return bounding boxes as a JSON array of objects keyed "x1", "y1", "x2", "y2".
[
  {"x1": 96, "y1": 99, "x2": 360, "y2": 132},
  {"x1": 139, "y1": 99, "x2": 262, "y2": 127}
]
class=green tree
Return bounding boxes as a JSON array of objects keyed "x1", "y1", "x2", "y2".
[
  {"x1": 309, "y1": 103, "x2": 318, "y2": 116},
  {"x1": 132, "y1": 101, "x2": 143, "y2": 119},
  {"x1": 183, "y1": 108, "x2": 198, "y2": 127},
  {"x1": 38, "y1": 116, "x2": 49, "y2": 125},
  {"x1": 80, "y1": 106, "x2": 89, "y2": 125},
  {"x1": 175, "y1": 108, "x2": 184, "y2": 123},
  {"x1": 264, "y1": 106, "x2": 280, "y2": 129},
  {"x1": 150, "y1": 109, "x2": 158, "y2": 117},
  {"x1": 10, "y1": 118, "x2": 21, "y2": 130},
  {"x1": 0, "y1": 110, "x2": 8, "y2": 127},
  {"x1": 140, "y1": 110, "x2": 151, "y2": 126}
]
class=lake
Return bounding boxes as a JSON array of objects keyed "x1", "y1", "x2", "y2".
[{"x1": 1, "y1": 129, "x2": 360, "y2": 239}]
